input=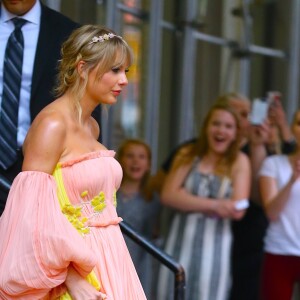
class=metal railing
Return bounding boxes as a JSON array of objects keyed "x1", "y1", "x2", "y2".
[
  {"x1": 0, "y1": 174, "x2": 185, "y2": 300},
  {"x1": 120, "y1": 220, "x2": 186, "y2": 300}
]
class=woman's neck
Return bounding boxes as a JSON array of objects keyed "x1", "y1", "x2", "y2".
[
  {"x1": 63, "y1": 92, "x2": 97, "y2": 124},
  {"x1": 204, "y1": 151, "x2": 223, "y2": 163},
  {"x1": 199, "y1": 152, "x2": 222, "y2": 173}
]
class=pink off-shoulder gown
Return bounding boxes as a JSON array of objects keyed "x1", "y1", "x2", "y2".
[{"x1": 0, "y1": 150, "x2": 146, "y2": 300}]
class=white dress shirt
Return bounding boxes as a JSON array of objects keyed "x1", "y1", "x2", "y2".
[{"x1": 0, "y1": 0, "x2": 41, "y2": 147}]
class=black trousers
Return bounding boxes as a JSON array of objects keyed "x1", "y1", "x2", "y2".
[{"x1": 230, "y1": 201, "x2": 269, "y2": 300}]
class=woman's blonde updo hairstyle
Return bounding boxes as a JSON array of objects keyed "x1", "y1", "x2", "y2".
[{"x1": 55, "y1": 25, "x2": 133, "y2": 118}]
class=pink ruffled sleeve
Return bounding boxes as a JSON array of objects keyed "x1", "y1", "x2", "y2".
[{"x1": 0, "y1": 171, "x2": 96, "y2": 299}]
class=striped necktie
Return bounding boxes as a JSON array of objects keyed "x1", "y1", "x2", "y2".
[{"x1": 0, "y1": 18, "x2": 26, "y2": 170}]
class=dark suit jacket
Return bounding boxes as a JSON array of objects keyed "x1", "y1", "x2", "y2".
[
  {"x1": 0, "y1": 3, "x2": 101, "y2": 213},
  {"x1": 30, "y1": 3, "x2": 80, "y2": 120}
]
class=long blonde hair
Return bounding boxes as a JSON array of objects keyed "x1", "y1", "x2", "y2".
[
  {"x1": 55, "y1": 25, "x2": 133, "y2": 120},
  {"x1": 175, "y1": 102, "x2": 241, "y2": 177}
]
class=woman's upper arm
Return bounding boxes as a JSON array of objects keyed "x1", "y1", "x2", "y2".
[
  {"x1": 22, "y1": 113, "x2": 66, "y2": 174},
  {"x1": 258, "y1": 156, "x2": 279, "y2": 206},
  {"x1": 161, "y1": 154, "x2": 192, "y2": 200},
  {"x1": 259, "y1": 176, "x2": 278, "y2": 206},
  {"x1": 162, "y1": 165, "x2": 189, "y2": 195},
  {"x1": 231, "y1": 152, "x2": 251, "y2": 200}
]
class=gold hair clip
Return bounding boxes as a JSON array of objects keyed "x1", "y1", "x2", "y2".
[{"x1": 89, "y1": 33, "x2": 122, "y2": 44}]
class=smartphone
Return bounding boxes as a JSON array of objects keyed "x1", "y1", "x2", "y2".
[{"x1": 250, "y1": 97, "x2": 269, "y2": 125}]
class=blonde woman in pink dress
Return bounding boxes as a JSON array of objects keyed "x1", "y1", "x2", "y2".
[{"x1": 0, "y1": 25, "x2": 146, "y2": 300}]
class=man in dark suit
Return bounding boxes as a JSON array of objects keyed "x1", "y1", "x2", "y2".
[{"x1": 0, "y1": 0, "x2": 94, "y2": 214}]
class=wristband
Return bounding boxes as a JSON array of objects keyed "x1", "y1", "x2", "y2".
[{"x1": 234, "y1": 199, "x2": 249, "y2": 210}]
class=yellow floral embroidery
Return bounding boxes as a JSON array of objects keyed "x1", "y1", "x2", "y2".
[
  {"x1": 53, "y1": 166, "x2": 101, "y2": 293},
  {"x1": 113, "y1": 190, "x2": 117, "y2": 207},
  {"x1": 91, "y1": 191, "x2": 106, "y2": 212},
  {"x1": 61, "y1": 204, "x2": 90, "y2": 235},
  {"x1": 81, "y1": 190, "x2": 88, "y2": 198}
]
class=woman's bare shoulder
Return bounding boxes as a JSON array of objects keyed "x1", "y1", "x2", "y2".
[
  {"x1": 22, "y1": 104, "x2": 68, "y2": 173},
  {"x1": 237, "y1": 151, "x2": 249, "y2": 162},
  {"x1": 25, "y1": 104, "x2": 67, "y2": 146},
  {"x1": 232, "y1": 151, "x2": 250, "y2": 170}
]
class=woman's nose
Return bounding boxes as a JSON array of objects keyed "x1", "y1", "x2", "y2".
[
  {"x1": 119, "y1": 72, "x2": 128, "y2": 86},
  {"x1": 217, "y1": 125, "x2": 225, "y2": 133}
]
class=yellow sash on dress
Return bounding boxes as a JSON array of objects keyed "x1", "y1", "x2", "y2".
[{"x1": 53, "y1": 164, "x2": 101, "y2": 299}]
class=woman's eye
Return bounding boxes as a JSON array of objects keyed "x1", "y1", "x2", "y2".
[
  {"x1": 125, "y1": 69, "x2": 129, "y2": 73},
  {"x1": 112, "y1": 68, "x2": 120, "y2": 73},
  {"x1": 225, "y1": 123, "x2": 233, "y2": 128}
]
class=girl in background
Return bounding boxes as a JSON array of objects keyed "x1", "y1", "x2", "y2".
[
  {"x1": 157, "y1": 102, "x2": 251, "y2": 300},
  {"x1": 116, "y1": 139, "x2": 161, "y2": 299}
]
